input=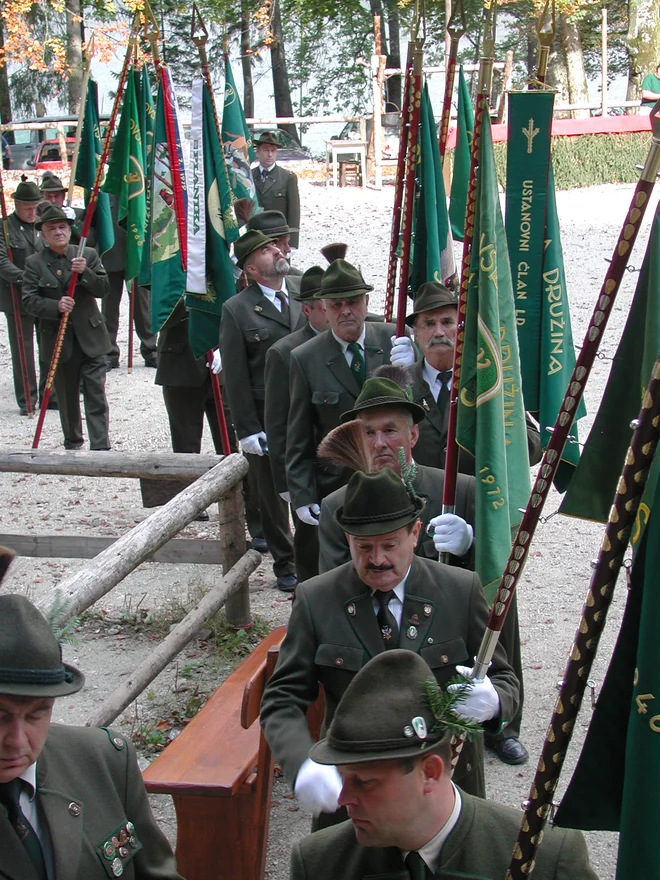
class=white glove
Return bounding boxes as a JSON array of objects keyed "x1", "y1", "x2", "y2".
[
  {"x1": 241, "y1": 432, "x2": 268, "y2": 456},
  {"x1": 208, "y1": 349, "x2": 222, "y2": 374},
  {"x1": 62, "y1": 205, "x2": 76, "y2": 220},
  {"x1": 279, "y1": 491, "x2": 292, "y2": 503},
  {"x1": 294, "y1": 758, "x2": 342, "y2": 816},
  {"x1": 390, "y1": 335, "x2": 415, "y2": 367},
  {"x1": 296, "y1": 504, "x2": 320, "y2": 526},
  {"x1": 429, "y1": 514, "x2": 474, "y2": 557},
  {"x1": 447, "y1": 665, "x2": 501, "y2": 723}
]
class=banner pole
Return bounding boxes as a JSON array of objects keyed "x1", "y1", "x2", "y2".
[
  {"x1": 438, "y1": 0, "x2": 465, "y2": 163},
  {"x1": 67, "y1": 34, "x2": 96, "y2": 206}
]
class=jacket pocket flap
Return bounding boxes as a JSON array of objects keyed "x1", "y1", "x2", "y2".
[
  {"x1": 420, "y1": 638, "x2": 467, "y2": 670},
  {"x1": 89, "y1": 314, "x2": 103, "y2": 328},
  {"x1": 245, "y1": 326, "x2": 270, "y2": 343},
  {"x1": 39, "y1": 278, "x2": 58, "y2": 288},
  {"x1": 315, "y1": 643, "x2": 363, "y2": 672},
  {"x1": 311, "y1": 390, "x2": 340, "y2": 405}
]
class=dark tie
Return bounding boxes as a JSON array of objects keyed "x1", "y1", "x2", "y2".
[
  {"x1": 438, "y1": 369, "x2": 452, "y2": 415},
  {"x1": 347, "y1": 341, "x2": 366, "y2": 386},
  {"x1": 275, "y1": 290, "x2": 290, "y2": 323},
  {"x1": 375, "y1": 590, "x2": 399, "y2": 647},
  {"x1": 261, "y1": 168, "x2": 269, "y2": 182},
  {"x1": 0, "y1": 779, "x2": 48, "y2": 880},
  {"x1": 405, "y1": 850, "x2": 430, "y2": 880}
]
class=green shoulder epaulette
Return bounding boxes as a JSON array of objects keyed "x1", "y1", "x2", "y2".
[{"x1": 101, "y1": 727, "x2": 126, "y2": 751}]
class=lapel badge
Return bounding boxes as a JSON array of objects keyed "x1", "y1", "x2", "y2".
[
  {"x1": 403, "y1": 725, "x2": 415, "y2": 738},
  {"x1": 254, "y1": 305, "x2": 263, "y2": 312},
  {"x1": 347, "y1": 602, "x2": 356, "y2": 617},
  {"x1": 406, "y1": 625, "x2": 418, "y2": 640},
  {"x1": 56, "y1": 269, "x2": 62, "y2": 276},
  {"x1": 111, "y1": 858, "x2": 123, "y2": 876},
  {"x1": 412, "y1": 716, "x2": 427, "y2": 740},
  {"x1": 409, "y1": 613, "x2": 420, "y2": 625},
  {"x1": 422, "y1": 399, "x2": 430, "y2": 411},
  {"x1": 423, "y1": 604, "x2": 432, "y2": 617}
]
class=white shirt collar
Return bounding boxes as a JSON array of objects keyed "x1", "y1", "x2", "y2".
[
  {"x1": 331, "y1": 327, "x2": 366, "y2": 353},
  {"x1": 257, "y1": 278, "x2": 289, "y2": 306},
  {"x1": 260, "y1": 163, "x2": 276, "y2": 173},
  {"x1": 403, "y1": 784, "x2": 462, "y2": 873},
  {"x1": 18, "y1": 762, "x2": 38, "y2": 800}
]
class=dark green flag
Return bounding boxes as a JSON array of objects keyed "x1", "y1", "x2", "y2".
[
  {"x1": 449, "y1": 66, "x2": 473, "y2": 243},
  {"x1": 222, "y1": 54, "x2": 255, "y2": 163},
  {"x1": 456, "y1": 112, "x2": 531, "y2": 601},
  {"x1": 559, "y1": 200, "x2": 660, "y2": 521},
  {"x1": 74, "y1": 79, "x2": 114, "y2": 256},
  {"x1": 138, "y1": 65, "x2": 156, "y2": 287},
  {"x1": 555, "y1": 469, "x2": 660, "y2": 880},
  {"x1": 102, "y1": 71, "x2": 146, "y2": 282},
  {"x1": 409, "y1": 83, "x2": 452, "y2": 294}
]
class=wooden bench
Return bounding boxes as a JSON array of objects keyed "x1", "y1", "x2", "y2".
[{"x1": 143, "y1": 626, "x2": 324, "y2": 880}]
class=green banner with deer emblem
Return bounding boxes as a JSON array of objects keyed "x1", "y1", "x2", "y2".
[{"x1": 505, "y1": 90, "x2": 554, "y2": 413}]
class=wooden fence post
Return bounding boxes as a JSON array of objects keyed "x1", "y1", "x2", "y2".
[{"x1": 219, "y1": 481, "x2": 253, "y2": 629}]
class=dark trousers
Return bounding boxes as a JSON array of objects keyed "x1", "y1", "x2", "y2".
[
  {"x1": 103, "y1": 272, "x2": 157, "y2": 363},
  {"x1": 55, "y1": 337, "x2": 109, "y2": 449},
  {"x1": 246, "y1": 452, "x2": 294, "y2": 577},
  {"x1": 4, "y1": 311, "x2": 50, "y2": 410},
  {"x1": 486, "y1": 596, "x2": 524, "y2": 742},
  {"x1": 293, "y1": 514, "x2": 320, "y2": 583}
]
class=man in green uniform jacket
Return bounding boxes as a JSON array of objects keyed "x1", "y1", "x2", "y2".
[
  {"x1": 0, "y1": 549, "x2": 183, "y2": 880},
  {"x1": 290, "y1": 650, "x2": 598, "y2": 880}
]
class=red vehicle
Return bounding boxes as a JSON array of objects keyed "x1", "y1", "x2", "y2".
[{"x1": 27, "y1": 137, "x2": 76, "y2": 171}]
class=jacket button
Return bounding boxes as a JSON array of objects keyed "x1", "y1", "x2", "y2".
[
  {"x1": 427, "y1": 638, "x2": 434, "y2": 645},
  {"x1": 68, "y1": 802, "x2": 81, "y2": 816},
  {"x1": 441, "y1": 654, "x2": 449, "y2": 664},
  {"x1": 335, "y1": 657, "x2": 343, "y2": 666}
]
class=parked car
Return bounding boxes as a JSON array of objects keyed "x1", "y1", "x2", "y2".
[
  {"x1": 27, "y1": 137, "x2": 76, "y2": 171},
  {"x1": 252, "y1": 128, "x2": 311, "y2": 161}
]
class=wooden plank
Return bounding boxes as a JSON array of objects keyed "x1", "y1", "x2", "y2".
[
  {"x1": 0, "y1": 533, "x2": 224, "y2": 565},
  {"x1": 0, "y1": 450, "x2": 224, "y2": 480}
]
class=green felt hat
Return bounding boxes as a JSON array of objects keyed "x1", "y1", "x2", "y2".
[
  {"x1": 40, "y1": 172, "x2": 66, "y2": 193},
  {"x1": 334, "y1": 468, "x2": 425, "y2": 536},
  {"x1": 254, "y1": 130, "x2": 282, "y2": 147},
  {"x1": 12, "y1": 180, "x2": 42, "y2": 203},
  {"x1": 311, "y1": 650, "x2": 449, "y2": 765},
  {"x1": 341, "y1": 376, "x2": 426, "y2": 424},
  {"x1": 247, "y1": 209, "x2": 298, "y2": 237},
  {"x1": 234, "y1": 229, "x2": 275, "y2": 268},
  {"x1": 34, "y1": 204, "x2": 74, "y2": 229},
  {"x1": 316, "y1": 258, "x2": 373, "y2": 300},
  {"x1": 405, "y1": 282, "x2": 457, "y2": 327},
  {"x1": 0, "y1": 590, "x2": 84, "y2": 698},
  {"x1": 293, "y1": 265, "x2": 324, "y2": 302}
]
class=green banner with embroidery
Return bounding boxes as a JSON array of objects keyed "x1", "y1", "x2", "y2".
[
  {"x1": 505, "y1": 90, "x2": 554, "y2": 413},
  {"x1": 449, "y1": 66, "x2": 473, "y2": 243}
]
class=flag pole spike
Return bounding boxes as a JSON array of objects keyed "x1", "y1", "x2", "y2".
[
  {"x1": 32, "y1": 11, "x2": 142, "y2": 448},
  {"x1": 506, "y1": 354, "x2": 660, "y2": 879},
  {"x1": 142, "y1": 0, "x2": 161, "y2": 67},
  {"x1": 438, "y1": 0, "x2": 466, "y2": 162},
  {"x1": 533, "y1": 0, "x2": 556, "y2": 86}
]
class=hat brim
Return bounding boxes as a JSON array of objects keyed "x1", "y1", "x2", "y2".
[
  {"x1": 310, "y1": 728, "x2": 449, "y2": 766},
  {"x1": 291, "y1": 288, "x2": 322, "y2": 302},
  {"x1": 236, "y1": 241, "x2": 272, "y2": 268},
  {"x1": 340, "y1": 397, "x2": 427, "y2": 425},
  {"x1": 314, "y1": 285, "x2": 373, "y2": 301},
  {"x1": 12, "y1": 194, "x2": 43, "y2": 204},
  {"x1": 35, "y1": 216, "x2": 75, "y2": 230},
  {"x1": 254, "y1": 139, "x2": 282, "y2": 148},
  {"x1": 405, "y1": 299, "x2": 458, "y2": 326},
  {"x1": 0, "y1": 664, "x2": 84, "y2": 698},
  {"x1": 334, "y1": 496, "x2": 425, "y2": 536}
]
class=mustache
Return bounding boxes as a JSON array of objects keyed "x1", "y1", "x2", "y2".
[
  {"x1": 428, "y1": 337, "x2": 453, "y2": 347},
  {"x1": 366, "y1": 563, "x2": 394, "y2": 572}
]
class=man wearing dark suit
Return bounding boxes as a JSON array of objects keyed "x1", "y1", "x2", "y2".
[
  {"x1": 22, "y1": 205, "x2": 111, "y2": 451},
  {"x1": 261, "y1": 469, "x2": 519, "y2": 820},
  {"x1": 286, "y1": 260, "x2": 408, "y2": 538},
  {"x1": 264, "y1": 266, "x2": 329, "y2": 582},
  {"x1": 252, "y1": 132, "x2": 301, "y2": 249},
  {"x1": 102, "y1": 194, "x2": 158, "y2": 370},
  {"x1": 220, "y1": 229, "x2": 304, "y2": 591},
  {"x1": 0, "y1": 559, "x2": 183, "y2": 880},
  {"x1": 393, "y1": 282, "x2": 540, "y2": 767},
  {"x1": 318, "y1": 373, "x2": 475, "y2": 573},
  {"x1": 290, "y1": 650, "x2": 597, "y2": 880},
  {"x1": 0, "y1": 179, "x2": 50, "y2": 415}
]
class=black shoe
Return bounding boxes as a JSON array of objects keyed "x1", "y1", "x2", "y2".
[
  {"x1": 64, "y1": 441, "x2": 84, "y2": 451},
  {"x1": 143, "y1": 356, "x2": 158, "y2": 368},
  {"x1": 19, "y1": 406, "x2": 28, "y2": 416},
  {"x1": 276, "y1": 574, "x2": 297, "y2": 592},
  {"x1": 489, "y1": 737, "x2": 529, "y2": 765},
  {"x1": 251, "y1": 537, "x2": 269, "y2": 553},
  {"x1": 106, "y1": 359, "x2": 120, "y2": 371}
]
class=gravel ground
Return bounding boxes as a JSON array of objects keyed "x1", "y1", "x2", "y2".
[{"x1": 1, "y1": 173, "x2": 657, "y2": 879}]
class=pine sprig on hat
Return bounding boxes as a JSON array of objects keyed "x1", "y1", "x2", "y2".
[{"x1": 423, "y1": 675, "x2": 482, "y2": 741}]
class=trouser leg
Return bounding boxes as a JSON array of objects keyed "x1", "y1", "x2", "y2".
[
  {"x1": 203, "y1": 378, "x2": 237, "y2": 455},
  {"x1": 102, "y1": 271, "x2": 124, "y2": 363},
  {"x1": 5, "y1": 311, "x2": 37, "y2": 410},
  {"x1": 162, "y1": 385, "x2": 206, "y2": 453},
  {"x1": 80, "y1": 351, "x2": 110, "y2": 449},
  {"x1": 54, "y1": 353, "x2": 84, "y2": 448},
  {"x1": 133, "y1": 284, "x2": 158, "y2": 360},
  {"x1": 293, "y1": 514, "x2": 320, "y2": 582},
  {"x1": 246, "y1": 453, "x2": 294, "y2": 577}
]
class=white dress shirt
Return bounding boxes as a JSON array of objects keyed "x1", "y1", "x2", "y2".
[
  {"x1": 403, "y1": 783, "x2": 463, "y2": 873},
  {"x1": 369, "y1": 566, "x2": 411, "y2": 628},
  {"x1": 332, "y1": 328, "x2": 366, "y2": 370},
  {"x1": 423, "y1": 360, "x2": 451, "y2": 403},
  {"x1": 257, "y1": 278, "x2": 289, "y2": 312},
  {"x1": 18, "y1": 763, "x2": 55, "y2": 880}
]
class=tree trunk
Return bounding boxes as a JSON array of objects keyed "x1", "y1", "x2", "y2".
[
  {"x1": 626, "y1": 0, "x2": 660, "y2": 105},
  {"x1": 384, "y1": 0, "x2": 401, "y2": 111},
  {"x1": 0, "y1": 19, "x2": 12, "y2": 137},
  {"x1": 560, "y1": 13, "x2": 590, "y2": 118},
  {"x1": 241, "y1": 0, "x2": 254, "y2": 121},
  {"x1": 66, "y1": 0, "x2": 83, "y2": 113},
  {"x1": 269, "y1": 0, "x2": 299, "y2": 144}
]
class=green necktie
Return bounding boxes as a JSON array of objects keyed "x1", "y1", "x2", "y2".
[
  {"x1": 0, "y1": 779, "x2": 48, "y2": 880},
  {"x1": 375, "y1": 589, "x2": 399, "y2": 648},
  {"x1": 405, "y1": 850, "x2": 430, "y2": 880},
  {"x1": 347, "y1": 341, "x2": 366, "y2": 386}
]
